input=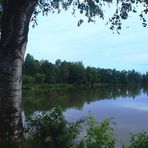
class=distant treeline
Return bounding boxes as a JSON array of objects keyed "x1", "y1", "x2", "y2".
[{"x1": 23, "y1": 54, "x2": 148, "y2": 85}]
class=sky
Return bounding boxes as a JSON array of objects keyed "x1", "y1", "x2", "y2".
[{"x1": 26, "y1": 8, "x2": 148, "y2": 73}]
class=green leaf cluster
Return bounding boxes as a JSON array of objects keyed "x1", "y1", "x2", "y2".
[
  {"x1": 128, "y1": 131, "x2": 148, "y2": 148},
  {"x1": 26, "y1": 107, "x2": 85, "y2": 148},
  {"x1": 83, "y1": 114, "x2": 115, "y2": 148}
]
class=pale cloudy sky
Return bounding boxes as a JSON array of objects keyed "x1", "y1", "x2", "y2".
[{"x1": 26, "y1": 9, "x2": 148, "y2": 73}]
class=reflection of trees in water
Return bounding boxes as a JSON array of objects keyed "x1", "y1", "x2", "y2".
[
  {"x1": 23, "y1": 85, "x2": 146, "y2": 115},
  {"x1": 142, "y1": 85, "x2": 148, "y2": 96}
]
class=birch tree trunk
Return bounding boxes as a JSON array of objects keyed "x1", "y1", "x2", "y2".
[{"x1": 0, "y1": 0, "x2": 37, "y2": 142}]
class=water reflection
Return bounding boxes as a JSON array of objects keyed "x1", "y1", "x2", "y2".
[
  {"x1": 23, "y1": 85, "x2": 145, "y2": 115},
  {"x1": 23, "y1": 85, "x2": 148, "y2": 145},
  {"x1": 22, "y1": 85, "x2": 148, "y2": 145},
  {"x1": 0, "y1": 85, "x2": 147, "y2": 146}
]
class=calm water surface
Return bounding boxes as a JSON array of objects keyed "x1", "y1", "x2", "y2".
[{"x1": 23, "y1": 85, "x2": 148, "y2": 144}]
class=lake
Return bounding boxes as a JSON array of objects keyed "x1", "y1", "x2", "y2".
[{"x1": 23, "y1": 85, "x2": 148, "y2": 145}]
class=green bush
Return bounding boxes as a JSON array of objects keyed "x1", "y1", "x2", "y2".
[
  {"x1": 127, "y1": 131, "x2": 148, "y2": 148},
  {"x1": 26, "y1": 107, "x2": 84, "y2": 148},
  {"x1": 83, "y1": 114, "x2": 115, "y2": 148},
  {"x1": 23, "y1": 75, "x2": 35, "y2": 84},
  {"x1": 34, "y1": 73, "x2": 45, "y2": 83}
]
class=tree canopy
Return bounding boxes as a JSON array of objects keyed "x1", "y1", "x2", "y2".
[
  {"x1": 0, "y1": 0, "x2": 148, "y2": 33},
  {"x1": 23, "y1": 54, "x2": 148, "y2": 85}
]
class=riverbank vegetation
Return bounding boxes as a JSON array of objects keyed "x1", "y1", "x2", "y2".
[
  {"x1": 23, "y1": 54, "x2": 148, "y2": 88},
  {"x1": 22, "y1": 108, "x2": 148, "y2": 148}
]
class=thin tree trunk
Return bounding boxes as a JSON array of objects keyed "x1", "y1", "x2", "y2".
[{"x1": 0, "y1": 0, "x2": 37, "y2": 143}]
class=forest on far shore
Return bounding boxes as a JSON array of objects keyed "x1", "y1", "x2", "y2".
[{"x1": 23, "y1": 53, "x2": 148, "y2": 85}]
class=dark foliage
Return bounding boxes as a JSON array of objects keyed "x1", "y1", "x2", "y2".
[
  {"x1": 26, "y1": 107, "x2": 85, "y2": 148},
  {"x1": 23, "y1": 54, "x2": 148, "y2": 85},
  {"x1": 32, "y1": 0, "x2": 148, "y2": 32}
]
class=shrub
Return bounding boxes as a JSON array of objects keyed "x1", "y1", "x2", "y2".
[
  {"x1": 26, "y1": 107, "x2": 84, "y2": 148},
  {"x1": 23, "y1": 75, "x2": 35, "y2": 84},
  {"x1": 83, "y1": 114, "x2": 116, "y2": 148},
  {"x1": 34, "y1": 73, "x2": 45, "y2": 83},
  {"x1": 127, "y1": 131, "x2": 148, "y2": 148}
]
